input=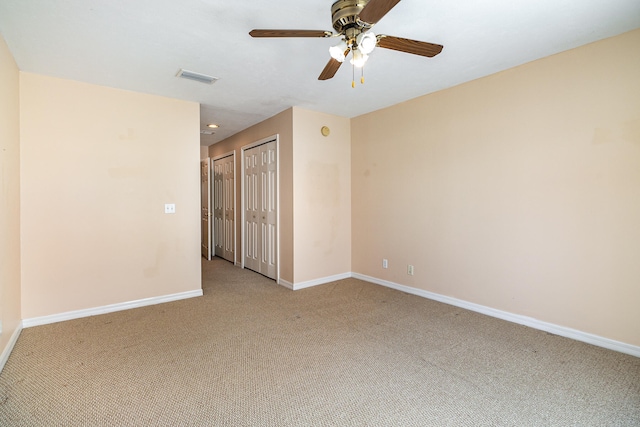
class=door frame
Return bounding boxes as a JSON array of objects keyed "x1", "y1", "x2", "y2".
[
  {"x1": 212, "y1": 151, "x2": 237, "y2": 265},
  {"x1": 240, "y1": 134, "x2": 280, "y2": 284}
]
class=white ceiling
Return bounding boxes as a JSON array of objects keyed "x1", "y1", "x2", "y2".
[{"x1": 1, "y1": 0, "x2": 639, "y2": 145}]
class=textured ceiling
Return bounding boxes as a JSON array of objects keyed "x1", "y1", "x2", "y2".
[{"x1": 1, "y1": 0, "x2": 639, "y2": 145}]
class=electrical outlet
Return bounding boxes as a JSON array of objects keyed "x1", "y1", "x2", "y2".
[
  {"x1": 164, "y1": 203, "x2": 176, "y2": 214},
  {"x1": 382, "y1": 259, "x2": 388, "y2": 269},
  {"x1": 407, "y1": 265, "x2": 414, "y2": 275}
]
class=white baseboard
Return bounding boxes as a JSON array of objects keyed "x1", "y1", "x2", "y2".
[
  {"x1": 0, "y1": 321, "x2": 23, "y2": 373},
  {"x1": 352, "y1": 273, "x2": 640, "y2": 358},
  {"x1": 22, "y1": 289, "x2": 203, "y2": 328},
  {"x1": 282, "y1": 272, "x2": 352, "y2": 291},
  {"x1": 278, "y1": 278, "x2": 294, "y2": 290}
]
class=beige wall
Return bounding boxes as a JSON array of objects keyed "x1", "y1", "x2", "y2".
[
  {"x1": 351, "y1": 29, "x2": 640, "y2": 346},
  {"x1": 20, "y1": 73, "x2": 202, "y2": 319},
  {"x1": 208, "y1": 107, "x2": 352, "y2": 285},
  {"x1": 209, "y1": 109, "x2": 294, "y2": 282},
  {"x1": 292, "y1": 108, "x2": 351, "y2": 283},
  {"x1": 0, "y1": 35, "x2": 22, "y2": 354}
]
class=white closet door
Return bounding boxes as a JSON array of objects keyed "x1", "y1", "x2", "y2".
[
  {"x1": 214, "y1": 155, "x2": 235, "y2": 263},
  {"x1": 244, "y1": 149, "x2": 260, "y2": 272},
  {"x1": 243, "y1": 140, "x2": 277, "y2": 279},
  {"x1": 200, "y1": 158, "x2": 211, "y2": 260},
  {"x1": 213, "y1": 159, "x2": 224, "y2": 257},
  {"x1": 223, "y1": 155, "x2": 235, "y2": 263},
  {"x1": 259, "y1": 142, "x2": 277, "y2": 279}
]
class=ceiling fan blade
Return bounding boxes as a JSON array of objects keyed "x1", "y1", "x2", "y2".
[
  {"x1": 377, "y1": 35, "x2": 443, "y2": 57},
  {"x1": 249, "y1": 29, "x2": 332, "y2": 38},
  {"x1": 318, "y1": 59, "x2": 344, "y2": 80},
  {"x1": 318, "y1": 47, "x2": 351, "y2": 80},
  {"x1": 358, "y1": 0, "x2": 401, "y2": 24}
]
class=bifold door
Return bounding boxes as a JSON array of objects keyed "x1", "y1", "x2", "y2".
[
  {"x1": 244, "y1": 141, "x2": 277, "y2": 279},
  {"x1": 213, "y1": 155, "x2": 235, "y2": 263},
  {"x1": 200, "y1": 158, "x2": 211, "y2": 260}
]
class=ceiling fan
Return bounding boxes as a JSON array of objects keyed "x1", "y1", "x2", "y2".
[{"x1": 249, "y1": 0, "x2": 443, "y2": 83}]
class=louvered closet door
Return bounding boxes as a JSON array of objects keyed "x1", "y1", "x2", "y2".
[{"x1": 243, "y1": 140, "x2": 277, "y2": 279}]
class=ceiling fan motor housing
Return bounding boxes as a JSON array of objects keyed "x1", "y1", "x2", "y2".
[{"x1": 331, "y1": 0, "x2": 372, "y2": 35}]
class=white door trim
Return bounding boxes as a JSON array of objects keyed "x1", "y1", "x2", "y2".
[{"x1": 212, "y1": 150, "x2": 235, "y2": 162}]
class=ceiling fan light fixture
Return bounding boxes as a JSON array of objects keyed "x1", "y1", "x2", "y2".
[
  {"x1": 350, "y1": 49, "x2": 368, "y2": 68},
  {"x1": 357, "y1": 31, "x2": 376, "y2": 54},
  {"x1": 329, "y1": 40, "x2": 348, "y2": 62}
]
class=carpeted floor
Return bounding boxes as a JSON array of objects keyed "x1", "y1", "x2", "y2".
[{"x1": 1, "y1": 257, "x2": 639, "y2": 426}]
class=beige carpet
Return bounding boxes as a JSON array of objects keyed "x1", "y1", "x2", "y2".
[{"x1": 1, "y1": 257, "x2": 639, "y2": 426}]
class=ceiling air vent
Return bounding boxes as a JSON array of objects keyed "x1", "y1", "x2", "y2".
[{"x1": 176, "y1": 69, "x2": 218, "y2": 85}]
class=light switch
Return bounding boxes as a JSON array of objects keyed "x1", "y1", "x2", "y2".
[{"x1": 164, "y1": 203, "x2": 176, "y2": 214}]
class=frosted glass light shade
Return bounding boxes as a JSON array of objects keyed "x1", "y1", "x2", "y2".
[
  {"x1": 350, "y1": 49, "x2": 368, "y2": 68},
  {"x1": 329, "y1": 40, "x2": 348, "y2": 62},
  {"x1": 357, "y1": 32, "x2": 376, "y2": 55}
]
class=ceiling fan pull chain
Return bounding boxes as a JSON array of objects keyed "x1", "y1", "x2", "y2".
[
  {"x1": 352, "y1": 62, "x2": 356, "y2": 88},
  {"x1": 361, "y1": 66, "x2": 365, "y2": 85}
]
